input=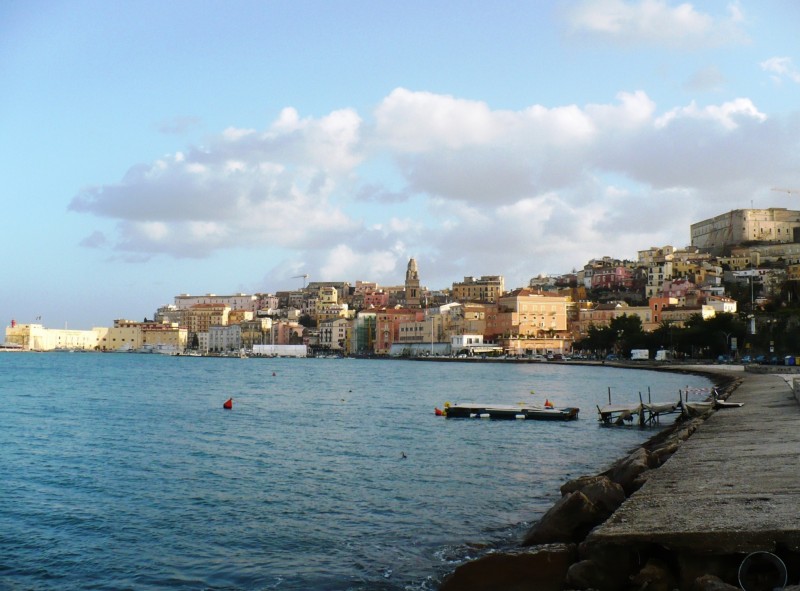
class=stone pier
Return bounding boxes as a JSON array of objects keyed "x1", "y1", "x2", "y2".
[
  {"x1": 583, "y1": 370, "x2": 800, "y2": 587},
  {"x1": 439, "y1": 368, "x2": 800, "y2": 590}
]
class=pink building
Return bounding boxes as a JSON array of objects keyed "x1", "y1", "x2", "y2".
[
  {"x1": 375, "y1": 308, "x2": 424, "y2": 354},
  {"x1": 363, "y1": 291, "x2": 390, "y2": 309},
  {"x1": 591, "y1": 266, "x2": 634, "y2": 290}
]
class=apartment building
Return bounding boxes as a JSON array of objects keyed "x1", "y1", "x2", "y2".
[
  {"x1": 374, "y1": 307, "x2": 424, "y2": 355},
  {"x1": 319, "y1": 317, "x2": 349, "y2": 351},
  {"x1": 186, "y1": 304, "x2": 230, "y2": 337},
  {"x1": 486, "y1": 289, "x2": 569, "y2": 338},
  {"x1": 451, "y1": 275, "x2": 505, "y2": 303},
  {"x1": 646, "y1": 261, "x2": 674, "y2": 298}
]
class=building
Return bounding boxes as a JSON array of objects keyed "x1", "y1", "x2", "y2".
[
  {"x1": 4, "y1": 321, "x2": 100, "y2": 351},
  {"x1": 646, "y1": 261, "x2": 674, "y2": 298},
  {"x1": 375, "y1": 307, "x2": 424, "y2": 355},
  {"x1": 591, "y1": 266, "x2": 634, "y2": 291},
  {"x1": 575, "y1": 302, "x2": 656, "y2": 334},
  {"x1": 318, "y1": 318, "x2": 349, "y2": 352},
  {"x1": 240, "y1": 318, "x2": 273, "y2": 349},
  {"x1": 660, "y1": 305, "x2": 716, "y2": 327},
  {"x1": 691, "y1": 208, "x2": 800, "y2": 255},
  {"x1": 485, "y1": 290, "x2": 571, "y2": 354},
  {"x1": 97, "y1": 319, "x2": 144, "y2": 351},
  {"x1": 208, "y1": 324, "x2": 242, "y2": 353},
  {"x1": 452, "y1": 275, "x2": 505, "y2": 303},
  {"x1": 174, "y1": 293, "x2": 258, "y2": 313},
  {"x1": 350, "y1": 311, "x2": 377, "y2": 355},
  {"x1": 141, "y1": 322, "x2": 187, "y2": 352},
  {"x1": 185, "y1": 304, "x2": 230, "y2": 338}
]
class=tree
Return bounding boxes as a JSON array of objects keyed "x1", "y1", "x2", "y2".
[
  {"x1": 298, "y1": 314, "x2": 315, "y2": 328},
  {"x1": 609, "y1": 314, "x2": 646, "y2": 354}
]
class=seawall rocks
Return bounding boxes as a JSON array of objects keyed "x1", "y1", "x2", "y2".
[{"x1": 438, "y1": 367, "x2": 741, "y2": 591}]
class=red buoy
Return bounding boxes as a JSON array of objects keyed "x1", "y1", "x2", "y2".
[
  {"x1": 434, "y1": 407, "x2": 444, "y2": 416},
  {"x1": 223, "y1": 397, "x2": 233, "y2": 410}
]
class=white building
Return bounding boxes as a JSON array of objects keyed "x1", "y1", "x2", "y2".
[
  {"x1": 208, "y1": 324, "x2": 242, "y2": 353},
  {"x1": 5, "y1": 322, "x2": 101, "y2": 351},
  {"x1": 318, "y1": 318, "x2": 349, "y2": 351},
  {"x1": 174, "y1": 293, "x2": 258, "y2": 313}
]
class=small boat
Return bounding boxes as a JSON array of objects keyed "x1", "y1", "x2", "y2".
[{"x1": 439, "y1": 402, "x2": 579, "y2": 421}]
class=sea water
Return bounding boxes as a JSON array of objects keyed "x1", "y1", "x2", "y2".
[{"x1": 0, "y1": 353, "x2": 713, "y2": 590}]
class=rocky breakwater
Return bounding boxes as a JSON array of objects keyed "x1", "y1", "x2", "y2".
[{"x1": 439, "y1": 372, "x2": 740, "y2": 591}]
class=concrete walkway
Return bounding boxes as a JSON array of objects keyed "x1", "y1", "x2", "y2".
[{"x1": 588, "y1": 370, "x2": 800, "y2": 554}]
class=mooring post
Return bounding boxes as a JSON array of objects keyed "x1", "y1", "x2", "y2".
[
  {"x1": 608, "y1": 386, "x2": 611, "y2": 405},
  {"x1": 638, "y1": 391, "x2": 645, "y2": 426}
]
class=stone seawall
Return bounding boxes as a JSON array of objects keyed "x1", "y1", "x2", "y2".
[{"x1": 439, "y1": 367, "x2": 800, "y2": 590}]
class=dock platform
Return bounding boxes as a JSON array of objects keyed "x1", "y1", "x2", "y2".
[{"x1": 587, "y1": 371, "x2": 800, "y2": 556}]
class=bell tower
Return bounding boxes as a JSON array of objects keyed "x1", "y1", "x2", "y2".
[{"x1": 405, "y1": 258, "x2": 421, "y2": 308}]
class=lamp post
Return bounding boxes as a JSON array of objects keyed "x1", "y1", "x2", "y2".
[{"x1": 719, "y1": 331, "x2": 732, "y2": 360}]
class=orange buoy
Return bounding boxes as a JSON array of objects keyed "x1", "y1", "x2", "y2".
[
  {"x1": 223, "y1": 397, "x2": 233, "y2": 410},
  {"x1": 434, "y1": 407, "x2": 444, "y2": 416}
]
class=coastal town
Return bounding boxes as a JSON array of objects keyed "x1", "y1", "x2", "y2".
[{"x1": 6, "y1": 206, "x2": 800, "y2": 360}]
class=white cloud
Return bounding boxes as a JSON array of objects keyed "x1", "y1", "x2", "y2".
[
  {"x1": 72, "y1": 88, "x2": 800, "y2": 291},
  {"x1": 761, "y1": 56, "x2": 800, "y2": 84},
  {"x1": 565, "y1": 0, "x2": 748, "y2": 48},
  {"x1": 655, "y1": 97, "x2": 766, "y2": 130}
]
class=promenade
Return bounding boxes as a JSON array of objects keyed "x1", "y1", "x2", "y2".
[{"x1": 587, "y1": 368, "x2": 800, "y2": 579}]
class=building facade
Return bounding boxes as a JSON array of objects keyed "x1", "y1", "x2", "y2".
[
  {"x1": 691, "y1": 208, "x2": 800, "y2": 255},
  {"x1": 452, "y1": 275, "x2": 505, "y2": 303}
]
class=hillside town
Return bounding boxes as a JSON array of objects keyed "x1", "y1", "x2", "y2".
[{"x1": 7, "y1": 207, "x2": 800, "y2": 360}]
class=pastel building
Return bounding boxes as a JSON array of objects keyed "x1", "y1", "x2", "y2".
[{"x1": 452, "y1": 275, "x2": 505, "y2": 303}]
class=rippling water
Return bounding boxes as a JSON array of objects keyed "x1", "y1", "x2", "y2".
[{"x1": 0, "y1": 353, "x2": 713, "y2": 590}]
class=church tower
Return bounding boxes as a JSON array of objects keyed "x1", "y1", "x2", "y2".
[{"x1": 405, "y1": 258, "x2": 421, "y2": 308}]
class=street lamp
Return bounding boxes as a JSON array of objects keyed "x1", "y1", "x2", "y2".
[{"x1": 719, "y1": 331, "x2": 732, "y2": 360}]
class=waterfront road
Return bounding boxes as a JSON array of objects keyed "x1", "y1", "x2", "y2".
[{"x1": 588, "y1": 368, "x2": 800, "y2": 555}]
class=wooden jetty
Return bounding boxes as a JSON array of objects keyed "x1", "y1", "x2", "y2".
[{"x1": 598, "y1": 386, "x2": 743, "y2": 426}]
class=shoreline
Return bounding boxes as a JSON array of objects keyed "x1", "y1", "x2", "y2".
[{"x1": 438, "y1": 363, "x2": 752, "y2": 591}]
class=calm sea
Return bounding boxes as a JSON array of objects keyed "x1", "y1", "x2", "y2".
[{"x1": 0, "y1": 353, "x2": 712, "y2": 590}]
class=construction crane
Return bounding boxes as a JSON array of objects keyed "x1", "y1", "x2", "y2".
[
  {"x1": 292, "y1": 274, "x2": 309, "y2": 289},
  {"x1": 771, "y1": 187, "x2": 800, "y2": 196}
]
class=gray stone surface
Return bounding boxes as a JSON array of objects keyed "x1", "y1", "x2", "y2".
[{"x1": 587, "y1": 371, "x2": 800, "y2": 554}]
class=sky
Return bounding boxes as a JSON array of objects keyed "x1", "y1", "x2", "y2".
[{"x1": 2, "y1": 0, "x2": 800, "y2": 329}]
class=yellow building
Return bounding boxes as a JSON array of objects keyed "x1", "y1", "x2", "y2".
[
  {"x1": 96, "y1": 319, "x2": 142, "y2": 351},
  {"x1": 186, "y1": 304, "x2": 230, "y2": 336},
  {"x1": 487, "y1": 289, "x2": 569, "y2": 338},
  {"x1": 452, "y1": 275, "x2": 505, "y2": 303},
  {"x1": 142, "y1": 322, "x2": 188, "y2": 351}
]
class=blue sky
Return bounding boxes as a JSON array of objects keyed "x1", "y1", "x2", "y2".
[{"x1": 2, "y1": 0, "x2": 800, "y2": 329}]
